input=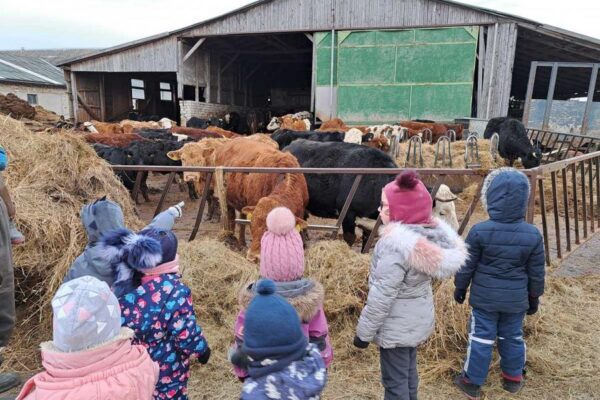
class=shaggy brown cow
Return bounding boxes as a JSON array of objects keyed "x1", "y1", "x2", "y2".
[
  {"x1": 120, "y1": 119, "x2": 160, "y2": 133},
  {"x1": 280, "y1": 116, "x2": 310, "y2": 131},
  {"x1": 318, "y1": 118, "x2": 348, "y2": 132},
  {"x1": 169, "y1": 138, "x2": 308, "y2": 261},
  {"x1": 84, "y1": 133, "x2": 146, "y2": 148},
  {"x1": 171, "y1": 126, "x2": 226, "y2": 140},
  {"x1": 84, "y1": 121, "x2": 124, "y2": 134},
  {"x1": 363, "y1": 136, "x2": 390, "y2": 152}
]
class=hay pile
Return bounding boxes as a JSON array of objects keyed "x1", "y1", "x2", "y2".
[
  {"x1": 176, "y1": 239, "x2": 600, "y2": 399},
  {"x1": 0, "y1": 93, "x2": 35, "y2": 119},
  {"x1": 0, "y1": 115, "x2": 140, "y2": 368},
  {"x1": 398, "y1": 139, "x2": 505, "y2": 170}
]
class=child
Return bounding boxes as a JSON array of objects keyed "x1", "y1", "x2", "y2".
[
  {"x1": 354, "y1": 170, "x2": 467, "y2": 400},
  {"x1": 63, "y1": 197, "x2": 183, "y2": 286},
  {"x1": 231, "y1": 207, "x2": 332, "y2": 379},
  {"x1": 17, "y1": 275, "x2": 158, "y2": 399},
  {"x1": 102, "y1": 227, "x2": 210, "y2": 400},
  {"x1": 0, "y1": 145, "x2": 25, "y2": 245},
  {"x1": 232, "y1": 279, "x2": 327, "y2": 399},
  {"x1": 454, "y1": 168, "x2": 545, "y2": 399}
]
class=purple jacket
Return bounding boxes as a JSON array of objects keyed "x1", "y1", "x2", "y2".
[{"x1": 232, "y1": 278, "x2": 333, "y2": 378}]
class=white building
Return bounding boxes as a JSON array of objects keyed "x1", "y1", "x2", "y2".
[{"x1": 0, "y1": 53, "x2": 69, "y2": 116}]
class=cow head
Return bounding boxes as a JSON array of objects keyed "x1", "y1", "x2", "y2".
[
  {"x1": 432, "y1": 184, "x2": 459, "y2": 231},
  {"x1": 267, "y1": 117, "x2": 282, "y2": 131},
  {"x1": 521, "y1": 148, "x2": 542, "y2": 169},
  {"x1": 167, "y1": 142, "x2": 212, "y2": 183},
  {"x1": 242, "y1": 199, "x2": 308, "y2": 262}
]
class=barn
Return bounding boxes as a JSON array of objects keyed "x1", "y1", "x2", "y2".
[{"x1": 59, "y1": 0, "x2": 600, "y2": 135}]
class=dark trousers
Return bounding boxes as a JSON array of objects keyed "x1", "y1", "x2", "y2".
[
  {"x1": 380, "y1": 347, "x2": 418, "y2": 400},
  {"x1": 0, "y1": 198, "x2": 14, "y2": 347}
]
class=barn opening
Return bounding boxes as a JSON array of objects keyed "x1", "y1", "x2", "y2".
[{"x1": 178, "y1": 33, "x2": 313, "y2": 129}]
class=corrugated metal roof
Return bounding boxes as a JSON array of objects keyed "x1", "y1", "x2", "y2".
[
  {"x1": 0, "y1": 49, "x2": 98, "y2": 66},
  {"x1": 0, "y1": 53, "x2": 66, "y2": 86},
  {"x1": 58, "y1": 0, "x2": 600, "y2": 67}
]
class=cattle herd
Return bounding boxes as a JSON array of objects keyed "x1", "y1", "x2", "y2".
[{"x1": 79, "y1": 111, "x2": 545, "y2": 259}]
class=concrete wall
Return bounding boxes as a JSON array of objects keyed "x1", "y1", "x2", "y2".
[
  {"x1": 179, "y1": 100, "x2": 250, "y2": 125},
  {"x1": 0, "y1": 83, "x2": 69, "y2": 116}
]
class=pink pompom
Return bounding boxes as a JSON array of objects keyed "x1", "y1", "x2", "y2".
[
  {"x1": 266, "y1": 207, "x2": 296, "y2": 235},
  {"x1": 396, "y1": 170, "x2": 419, "y2": 189}
]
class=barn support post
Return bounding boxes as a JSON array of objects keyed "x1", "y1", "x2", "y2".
[
  {"x1": 477, "y1": 27, "x2": 486, "y2": 117},
  {"x1": 69, "y1": 70, "x2": 79, "y2": 123},
  {"x1": 206, "y1": 52, "x2": 211, "y2": 102},
  {"x1": 177, "y1": 39, "x2": 184, "y2": 100},
  {"x1": 581, "y1": 64, "x2": 599, "y2": 135},
  {"x1": 485, "y1": 23, "x2": 498, "y2": 119},
  {"x1": 542, "y1": 63, "x2": 559, "y2": 131},
  {"x1": 308, "y1": 32, "x2": 316, "y2": 114},
  {"x1": 99, "y1": 74, "x2": 106, "y2": 121},
  {"x1": 182, "y1": 38, "x2": 205, "y2": 63},
  {"x1": 522, "y1": 62, "x2": 538, "y2": 126}
]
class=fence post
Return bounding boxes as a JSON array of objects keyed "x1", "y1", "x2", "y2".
[
  {"x1": 331, "y1": 175, "x2": 363, "y2": 240},
  {"x1": 526, "y1": 171, "x2": 538, "y2": 224},
  {"x1": 153, "y1": 172, "x2": 177, "y2": 217},
  {"x1": 189, "y1": 171, "x2": 213, "y2": 242}
]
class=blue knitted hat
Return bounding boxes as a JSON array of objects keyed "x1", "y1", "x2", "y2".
[
  {"x1": 242, "y1": 279, "x2": 307, "y2": 363},
  {"x1": 139, "y1": 227, "x2": 178, "y2": 263}
]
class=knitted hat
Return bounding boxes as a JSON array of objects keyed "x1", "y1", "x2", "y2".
[
  {"x1": 242, "y1": 279, "x2": 307, "y2": 363},
  {"x1": 51, "y1": 276, "x2": 122, "y2": 352},
  {"x1": 383, "y1": 170, "x2": 433, "y2": 224},
  {"x1": 139, "y1": 227, "x2": 178, "y2": 263},
  {"x1": 260, "y1": 207, "x2": 304, "y2": 282}
]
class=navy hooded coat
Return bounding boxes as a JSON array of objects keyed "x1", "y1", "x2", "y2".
[{"x1": 455, "y1": 168, "x2": 545, "y2": 313}]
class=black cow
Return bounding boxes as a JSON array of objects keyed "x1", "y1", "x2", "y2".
[
  {"x1": 186, "y1": 117, "x2": 211, "y2": 129},
  {"x1": 484, "y1": 117, "x2": 541, "y2": 169},
  {"x1": 223, "y1": 111, "x2": 241, "y2": 133},
  {"x1": 136, "y1": 128, "x2": 176, "y2": 141},
  {"x1": 92, "y1": 144, "x2": 150, "y2": 203},
  {"x1": 272, "y1": 129, "x2": 346, "y2": 150},
  {"x1": 284, "y1": 139, "x2": 397, "y2": 247}
]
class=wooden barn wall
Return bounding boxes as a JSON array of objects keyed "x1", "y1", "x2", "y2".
[
  {"x1": 71, "y1": 37, "x2": 177, "y2": 72},
  {"x1": 478, "y1": 23, "x2": 518, "y2": 118},
  {"x1": 183, "y1": 0, "x2": 500, "y2": 37},
  {"x1": 74, "y1": 73, "x2": 102, "y2": 121}
]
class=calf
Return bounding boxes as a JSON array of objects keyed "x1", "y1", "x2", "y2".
[
  {"x1": 483, "y1": 117, "x2": 541, "y2": 168},
  {"x1": 285, "y1": 139, "x2": 397, "y2": 247}
]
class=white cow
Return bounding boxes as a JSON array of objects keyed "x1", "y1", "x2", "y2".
[
  {"x1": 433, "y1": 184, "x2": 459, "y2": 231},
  {"x1": 343, "y1": 128, "x2": 363, "y2": 145}
]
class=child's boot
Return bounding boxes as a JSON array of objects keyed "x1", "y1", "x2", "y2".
[
  {"x1": 502, "y1": 377, "x2": 524, "y2": 394},
  {"x1": 454, "y1": 374, "x2": 481, "y2": 400},
  {"x1": 8, "y1": 221, "x2": 24, "y2": 245}
]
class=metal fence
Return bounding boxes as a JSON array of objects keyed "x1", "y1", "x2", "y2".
[{"x1": 113, "y1": 146, "x2": 600, "y2": 266}]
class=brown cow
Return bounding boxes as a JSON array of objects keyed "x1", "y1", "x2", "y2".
[
  {"x1": 84, "y1": 133, "x2": 146, "y2": 148},
  {"x1": 363, "y1": 136, "x2": 390, "y2": 152},
  {"x1": 120, "y1": 119, "x2": 160, "y2": 133},
  {"x1": 169, "y1": 138, "x2": 308, "y2": 261},
  {"x1": 171, "y1": 126, "x2": 226, "y2": 140},
  {"x1": 400, "y1": 121, "x2": 464, "y2": 142},
  {"x1": 206, "y1": 126, "x2": 240, "y2": 138},
  {"x1": 84, "y1": 121, "x2": 124, "y2": 134},
  {"x1": 318, "y1": 118, "x2": 348, "y2": 131}
]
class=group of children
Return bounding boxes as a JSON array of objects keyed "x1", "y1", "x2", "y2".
[{"x1": 14, "y1": 166, "x2": 544, "y2": 400}]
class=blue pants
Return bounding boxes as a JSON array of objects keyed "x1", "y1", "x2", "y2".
[{"x1": 463, "y1": 308, "x2": 526, "y2": 386}]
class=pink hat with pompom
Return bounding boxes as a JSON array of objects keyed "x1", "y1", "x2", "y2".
[
  {"x1": 383, "y1": 170, "x2": 433, "y2": 224},
  {"x1": 260, "y1": 207, "x2": 304, "y2": 282}
]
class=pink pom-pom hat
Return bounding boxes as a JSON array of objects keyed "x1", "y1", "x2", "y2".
[
  {"x1": 260, "y1": 207, "x2": 304, "y2": 282},
  {"x1": 383, "y1": 170, "x2": 433, "y2": 225}
]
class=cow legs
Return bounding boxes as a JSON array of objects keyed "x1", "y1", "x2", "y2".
[
  {"x1": 226, "y1": 207, "x2": 236, "y2": 233},
  {"x1": 342, "y1": 212, "x2": 357, "y2": 246},
  {"x1": 238, "y1": 212, "x2": 246, "y2": 247},
  {"x1": 188, "y1": 182, "x2": 199, "y2": 200}
]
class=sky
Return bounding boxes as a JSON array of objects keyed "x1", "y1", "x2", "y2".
[{"x1": 0, "y1": 0, "x2": 599, "y2": 50}]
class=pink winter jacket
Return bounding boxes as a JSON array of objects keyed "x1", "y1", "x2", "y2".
[
  {"x1": 17, "y1": 328, "x2": 159, "y2": 400},
  {"x1": 232, "y1": 279, "x2": 333, "y2": 378}
]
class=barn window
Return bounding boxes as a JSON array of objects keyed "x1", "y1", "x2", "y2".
[
  {"x1": 27, "y1": 94, "x2": 38, "y2": 105},
  {"x1": 160, "y1": 82, "x2": 173, "y2": 101},
  {"x1": 131, "y1": 79, "x2": 145, "y2": 100},
  {"x1": 183, "y1": 85, "x2": 196, "y2": 101}
]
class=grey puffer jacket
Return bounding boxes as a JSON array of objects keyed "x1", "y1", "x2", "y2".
[{"x1": 356, "y1": 219, "x2": 468, "y2": 348}]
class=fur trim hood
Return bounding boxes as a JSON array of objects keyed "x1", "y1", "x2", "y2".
[
  {"x1": 239, "y1": 279, "x2": 324, "y2": 322},
  {"x1": 376, "y1": 218, "x2": 468, "y2": 279}
]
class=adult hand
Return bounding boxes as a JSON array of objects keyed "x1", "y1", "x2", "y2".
[
  {"x1": 454, "y1": 288, "x2": 467, "y2": 304},
  {"x1": 527, "y1": 296, "x2": 539, "y2": 315},
  {"x1": 353, "y1": 336, "x2": 369, "y2": 349}
]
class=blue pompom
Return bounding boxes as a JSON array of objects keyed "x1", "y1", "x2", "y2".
[
  {"x1": 101, "y1": 228, "x2": 133, "y2": 247},
  {"x1": 256, "y1": 279, "x2": 276, "y2": 295},
  {"x1": 125, "y1": 235, "x2": 162, "y2": 270}
]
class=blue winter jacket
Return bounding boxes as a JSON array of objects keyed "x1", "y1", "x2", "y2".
[
  {"x1": 455, "y1": 168, "x2": 545, "y2": 313},
  {"x1": 0, "y1": 146, "x2": 7, "y2": 171}
]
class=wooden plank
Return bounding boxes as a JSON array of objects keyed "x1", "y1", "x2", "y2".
[
  {"x1": 562, "y1": 168, "x2": 572, "y2": 252},
  {"x1": 153, "y1": 172, "x2": 177, "y2": 217},
  {"x1": 526, "y1": 171, "x2": 538, "y2": 223},
  {"x1": 220, "y1": 54, "x2": 240, "y2": 74},
  {"x1": 572, "y1": 163, "x2": 580, "y2": 244},
  {"x1": 538, "y1": 178, "x2": 551, "y2": 265},
  {"x1": 581, "y1": 161, "x2": 588, "y2": 239},
  {"x1": 70, "y1": 71, "x2": 79, "y2": 123},
  {"x1": 331, "y1": 175, "x2": 363, "y2": 239},
  {"x1": 189, "y1": 171, "x2": 213, "y2": 241},
  {"x1": 589, "y1": 158, "x2": 595, "y2": 232},
  {"x1": 183, "y1": 38, "x2": 206, "y2": 63},
  {"x1": 77, "y1": 94, "x2": 99, "y2": 121},
  {"x1": 477, "y1": 27, "x2": 485, "y2": 118},
  {"x1": 98, "y1": 74, "x2": 106, "y2": 121},
  {"x1": 551, "y1": 172, "x2": 562, "y2": 259},
  {"x1": 459, "y1": 179, "x2": 484, "y2": 235}
]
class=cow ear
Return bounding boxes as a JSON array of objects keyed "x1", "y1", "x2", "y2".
[
  {"x1": 202, "y1": 147, "x2": 216, "y2": 158},
  {"x1": 241, "y1": 206, "x2": 255, "y2": 217},
  {"x1": 295, "y1": 217, "x2": 308, "y2": 232},
  {"x1": 167, "y1": 150, "x2": 181, "y2": 160}
]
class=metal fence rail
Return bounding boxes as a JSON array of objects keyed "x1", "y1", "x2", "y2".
[
  {"x1": 527, "y1": 128, "x2": 600, "y2": 164},
  {"x1": 112, "y1": 149, "x2": 600, "y2": 265}
]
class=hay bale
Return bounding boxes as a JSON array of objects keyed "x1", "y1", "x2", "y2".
[
  {"x1": 0, "y1": 115, "x2": 141, "y2": 369},
  {"x1": 0, "y1": 93, "x2": 35, "y2": 119}
]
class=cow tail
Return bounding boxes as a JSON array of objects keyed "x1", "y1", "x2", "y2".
[{"x1": 214, "y1": 166, "x2": 230, "y2": 231}]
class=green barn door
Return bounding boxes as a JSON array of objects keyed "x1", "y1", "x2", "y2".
[{"x1": 316, "y1": 27, "x2": 479, "y2": 125}]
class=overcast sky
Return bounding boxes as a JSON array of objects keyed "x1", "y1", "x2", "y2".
[{"x1": 0, "y1": 0, "x2": 598, "y2": 50}]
